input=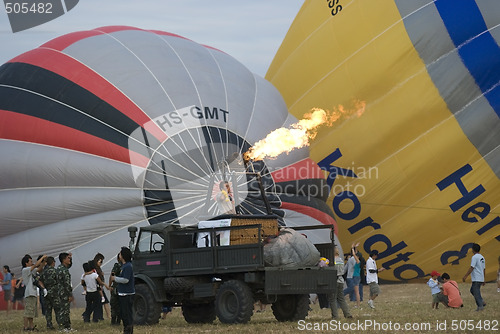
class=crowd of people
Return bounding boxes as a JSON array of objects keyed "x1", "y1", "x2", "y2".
[
  {"x1": 0, "y1": 241, "x2": 497, "y2": 331},
  {"x1": 426, "y1": 243, "x2": 491, "y2": 311},
  {"x1": 313, "y1": 242, "x2": 376, "y2": 318},
  {"x1": 0, "y1": 247, "x2": 135, "y2": 334},
  {"x1": 318, "y1": 242, "x2": 495, "y2": 320}
]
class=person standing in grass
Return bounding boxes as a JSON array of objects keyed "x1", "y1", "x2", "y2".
[
  {"x1": 109, "y1": 253, "x2": 122, "y2": 326},
  {"x1": 39, "y1": 256, "x2": 59, "y2": 330},
  {"x1": 12, "y1": 276, "x2": 25, "y2": 310},
  {"x1": 462, "y1": 243, "x2": 486, "y2": 311},
  {"x1": 366, "y1": 249, "x2": 385, "y2": 309},
  {"x1": 328, "y1": 247, "x2": 352, "y2": 319},
  {"x1": 93, "y1": 253, "x2": 111, "y2": 321},
  {"x1": 56, "y1": 252, "x2": 74, "y2": 332},
  {"x1": 427, "y1": 270, "x2": 441, "y2": 309},
  {"x1": 110, "y1": 247, "x2": 135, "y2": 334},
  {"x1": 343, "y1": 251, "x2": 356, "y2": 302},
  {"x1": 348, "y1": 243, "x2": 362, "y2": 308},
  {"x1": 21, "y1": 254, "x2": 47, "y2": 331},
  {"x1": 1, "y1": 265, "x2": 13, "y2": 314},
  {"x1": 82, "y1": 261, "x2": 110, "y2": 323}
]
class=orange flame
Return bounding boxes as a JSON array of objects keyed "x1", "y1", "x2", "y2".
[{"x1": 245, "y1": 101, "x2": 366, "y2": 161}]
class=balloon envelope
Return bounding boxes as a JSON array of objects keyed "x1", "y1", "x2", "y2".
[
  {"x1": 267, "y1": 0, "x2": 499, "y2": 281},
  {"x1": 0, "y1": 26, "x2": 339, "y2": 298}
]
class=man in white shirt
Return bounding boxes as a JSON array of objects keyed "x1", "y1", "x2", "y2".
[
  {"x1": 21, "y1": 254, "x2": 47, "y2": 331},
  {"x1": 366, "y1": 250, "x2": 385, "y2": 309},
  {"x1": 462, "y1": 243, "x2": 486, "y2": 311}
]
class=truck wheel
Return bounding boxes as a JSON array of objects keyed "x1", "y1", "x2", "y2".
[
  {"x1": 182, "y1": 301, "x2": 216, "y2": 323},
  {"x1": 215, "y1": 280, "x2": 253, "y2": 324},
  {"x1": 134, "y1": 284, "x2": 161, "y2": 325},
  {"x1": 164, "y1": 276, "x2": 201, "y2": 292},
  {"x1": 271, "y1": 294, "x2": 310, "y2": 322}
]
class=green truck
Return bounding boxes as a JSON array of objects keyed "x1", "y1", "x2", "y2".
[{"x1": 127, "y1": 216, "x2": 337, "y2": 325}]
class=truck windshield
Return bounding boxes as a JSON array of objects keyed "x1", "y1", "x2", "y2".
[{"x1": 137, "y1": 231, "x2": 164, "y2": 253}]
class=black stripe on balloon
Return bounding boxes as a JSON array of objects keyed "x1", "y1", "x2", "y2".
[
  {"x1": 0, "y1": 62, "x2": 161, "y2": 151},
  {"x1": 144, "y1": 190, "x2": 173, "y2": 204},
  {"x1": 279, "y1": 193, "x2": 335, "y2": 218},
  {"x1": 144, "y1": 162, "x2": 178, "y2": 224},
  {"x1": 201, "y1": 126, "x2": 251, "y2": 171},
  {"x1": 146, "y1": 203, "x2": 178, "y2": 225}
]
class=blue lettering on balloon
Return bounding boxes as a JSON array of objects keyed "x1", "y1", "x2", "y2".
[
  {"x1": 440, "y1": 243, "x2": 473, "y2": 265},
  {"x1": 462, "y1": 202, "x2": 490, "y2": 222},
  {"x1": 476, "y1": 216, "x2": 500, "y2": 241},
  {"x1": 437, "y1": 164, "x2": 500, "y2": 242},
  {"x1": 393, "y1": 264, "x2": 425, "y2": 281},
  {"x1": 317, "y1": 148, "x2": 358, "y2": 190},
  {"x1": 332, "y1": 191, "x2": 361, "y2": 220},
  {"x1": 348, "y1": 216, "x2": 381, "y2": 234},
  {"x1": 436, "y1": 164, "x2": 485, "y2": 212},
  {"x1": 381, "y1": 252, "x2": 413, "y2": 270},
  {"x1": 317, "y1": 147, "x2": 426, "y2": 282},
  {"x1": 364, "y1": 234, "x2": 407, "y2": 260}
]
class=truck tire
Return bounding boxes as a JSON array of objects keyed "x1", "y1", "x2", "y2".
[
  {"x1": 215, "y1": 280, "x2": 253, "y2": 324},
  {"x1": 133, "y1": 284, "x2": 161, "y2": 325},
  {"x1": 182, "y1": 301, "x2": 216, "y2": 323},
  {"x1": 271, "y1": 294, "x2": 310, "y2": 322},
  {"x1": 164, "y1": 276, "x2": 202, "y2": 292}
]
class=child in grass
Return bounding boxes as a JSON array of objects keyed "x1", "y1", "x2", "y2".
[
  {"x1": 81, "y1": 261, "x2": 109, "y2": 322},
  {"x1": 427, "y1": 270, "x2": 441, "y2": 309}
]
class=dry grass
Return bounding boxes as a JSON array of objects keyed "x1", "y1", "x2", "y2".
[{"x1": 0, "y1": 282, "x2": 498, "y2": 333}]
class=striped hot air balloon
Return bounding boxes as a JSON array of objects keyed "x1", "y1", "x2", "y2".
[{"x1": 0, "y1": 26, "x2": 340, "y2": 299}]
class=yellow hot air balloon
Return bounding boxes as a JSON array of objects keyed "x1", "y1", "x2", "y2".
[{"x1": 267, "y1": 0, "x2": 500, "y2": 282}]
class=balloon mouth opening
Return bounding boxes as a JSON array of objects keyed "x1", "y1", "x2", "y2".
[{"x1": 139, "y1": 126, "x2": 282, "y2": 226}]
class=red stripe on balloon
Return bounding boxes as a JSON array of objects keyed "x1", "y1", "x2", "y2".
[
  {"x1": 40, "y1": 29, "x2": 105, "y2": 51},
  {"x1": 9, "y1": 48, "x2": 167, "y2": 143},
  {"x1": 0, "y1": 109, "x2": 149, "y2": 168},
  {"x1": 280, "y1": 201, "x2": 338, "y2": 236},
  {"x1": 40, "y1": 26, "x2": 190, "y2": 51}
]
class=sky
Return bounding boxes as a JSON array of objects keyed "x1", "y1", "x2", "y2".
[{"x1": 0, "y1": 0, "x2": 304, "y2": 77}]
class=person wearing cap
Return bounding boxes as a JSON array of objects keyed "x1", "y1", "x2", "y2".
[
  {"x1": 365, "y1": 249, "x2": 385, "y2": 309},
  {"x1": 427, "y1": 270, "x2": 441, "y2": 309}
]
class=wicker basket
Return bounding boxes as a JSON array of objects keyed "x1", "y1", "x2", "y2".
[{"x1": 229, "y1": 218, "x2": 279, "y2": 245}]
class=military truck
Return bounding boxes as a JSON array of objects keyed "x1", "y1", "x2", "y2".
[
  {"x1": 127, "y1": 217, "x2": 337, "y2": 325},
  {"x1": 127, "y1": 169, "x2": 337, "y2": 324}
]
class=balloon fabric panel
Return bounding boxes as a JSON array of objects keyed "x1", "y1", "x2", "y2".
[{"x1": 267, "y1": 0, "x2": 500, "y2": 281}]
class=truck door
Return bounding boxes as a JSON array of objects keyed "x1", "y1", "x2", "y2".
[{"x1": 133, "y1": 230, "x2": 168, "y2": 278}]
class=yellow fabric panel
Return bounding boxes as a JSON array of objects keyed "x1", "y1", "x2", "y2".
[{"x1": 267, "y1": 0, "x2": 499, "y2": 281}]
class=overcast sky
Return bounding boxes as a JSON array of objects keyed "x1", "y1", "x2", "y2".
[{"x1": 0, "y1": 0, "x2": 304, "y2": 77}]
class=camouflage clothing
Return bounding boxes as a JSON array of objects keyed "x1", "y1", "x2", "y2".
[
  {"x1": 110, "y1": 261, "x2": 122, "y2": 325},
  {"x1": 56, "y1": 264, "x2": 72, "y2": 329},
  {"x1": 40, "y1": 266, "x2": 59, "y2": 328}
]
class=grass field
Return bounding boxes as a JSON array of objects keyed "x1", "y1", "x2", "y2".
[{"x1": 0, "y1": 282, "x2": 498, "y2": 333}]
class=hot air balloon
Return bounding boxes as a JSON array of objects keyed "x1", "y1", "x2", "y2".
[
  {"x1": 0, "y1": 26, "x2": 340, "y2": 300},
  {"x1": 267, "y1": 0, "x2": 499, "y2": 281}
]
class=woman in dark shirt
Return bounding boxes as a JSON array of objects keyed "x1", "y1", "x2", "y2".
[{"x1": 111, "y1": 247, "x2": 135, "y2": 334}]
